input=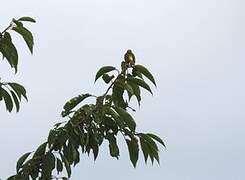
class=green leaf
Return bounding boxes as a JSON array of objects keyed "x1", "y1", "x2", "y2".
[
  {"x1": 42, "y1": 152, "x2": 55, "y2": 178},
  {"x1": 0, "y1": 37, "x2": 18, "y2": 72},
  {"x1": 126, "y1": 138, "x2": 139, "y2": 167},
  {"x1": 4, "y1": 32, "x2": 12, "y2": 42},
  {"x1": 134, "y1": 65, "x2": 156, "y2": 86},
  {"x1": 12, "y1": 26, "x2": 34, "y2": 53},
  {"x1": 65, "y1": 122, "x2": 81, "y2": 147},
  {"x1": 124, "y1": 83, "x2": 134, "y2": 96},
  {"x1": 56, "y1": 157, "x2": 63, "y2": 174},
  {"x1": 127, "y1": 81, "x2": 141, "y2": 105},
  {"x1": 132, "y1": 67, "x2": 143, "y2": 79},
  {"x1": 8, "y1": 82, "x2": 28, "y2": 101},
  {"x1": 107, "y1": 133, "x2": 120, "y2": 158},
  {"x1": 127, "y1": 77, "x2": 153, "y2": 95},
  {"x1": 141, "y1": 134, "x2": 160, "y2": 164},
  {"x1": 92, "y1": 144, "x2": 99, "y2": 161},
  {"x1": 16, "y1": 152, "x2": 31, "y2": 172},
  {"x1": 112, "y1": 77, "x2": 127, "y2": 108},
  {"x1": 55, "y1": 129, "x2": 68, "y2": 149},
  {"x1": 63, "y1": 144, "x2": 71, "y2": 165},
  {"x1": 104, "y1": 116, "x2": 118, "y2": 133},
  {"x1": 1, "y1": 87, "x2": 13, "y2": 112},
  {"x1": 147, "y1": 133, "x2": 166, "y2": 148},
  {"x1": 62, "y1": 93, "x2": 91, "y2": 117},
  {"x1": 10, "y1": 90, "x2": 20, "y2": 112},
  {"x1": 60, "y1": 153, "x2": 71, "y2": 177},
  {"x1": 141, "y1": 134, "x2": 158, "y2": 152},
  {"x1": 18, "y1": 16, "x2": 36, "y2": 23},
  {"x1": 66, "y1": 141, "x2": 75, "y2": 164},
  {"x1": 113, "y1": 106, "x2": 136, "y2": 131},
  {"x1": 30, "y1": 166, "x2": 39, "y2": 179},
  {"x1": 140, "y1": 137, "x2": 149, "y2": 163},
  {"x1": 33, "y1": 142, "x2": 47, "y2": 158},
  {"x1": 104, "y1": 106, "x2": 124, "y2": 128},
  {"x1": 48, "y1": 129, "x2": 56, "y2": 147},
  {"x1": 73, "y1": 148, "x2": 80, "y2": 166},
  {"x1": 109, "y1": 142, "x2": 119, "y2": 159},
  {"x1": 95, "y1": 66, "x2": 116, "y2": 82},
  {"x1": 13, "y1": 19, "x2": 23, "y2": 27},
  {"x1": 0, "y1": 86, "x2": 2, "y2": 101},
  {"x1": 102, "y1": 74, "x2": 111, "y2": 84}
]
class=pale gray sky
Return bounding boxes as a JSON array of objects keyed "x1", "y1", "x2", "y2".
[{"x1": 1, "y1": 0, "x2": 245, "y2": 179}]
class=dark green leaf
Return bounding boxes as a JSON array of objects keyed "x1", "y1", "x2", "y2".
[
  {"x1": 1, "y1": 87, "x2": 13, "y2": 112},
  {"x1": 60, "y1": 153, "x2": 71, "y2": 177},
  {"x1": 66, "y1": 123, "x2": 81, "y2": 147},
  {"x1": 124, "y1": 83, "x2": 134, "y2": 96},
  {"x1": 114, "y1": 106, "x2": 136, "y2": 131},
  {"x1": 62, "y1": 93, "x2": 91, "y2": 117},
  {"x1": 18, "y1": 17, "x2": 36, "y2": 23},
  {"x1": 107, "y1": 133, "x2": 120, "y2": 158},
  {"x1": 8, "y1": 82, "x2": 27, "y2": 101},
  {"x1": 47, "y1": 129, "x2": 56, "y2": 147},
  {"x1": 56, "y1": 157, "x2": 63, "y2": 174},
  {"x1": 147, "y1": 133, "x2": 166, "y2": 148},
  {"x1": 126, "y1": 138, "x2": 139, "y2": 167},
  {"x1": 42, "y1": 152, "x2": 55, "y2": 177},
  {"x1": 33, "y1": 142, "x2": 47, "y2": 158},
  {"x1": 112, "y1": 77, "x2": 127, "y2": 108},
  {"x1": 127, "y1": 81, "x2": 141, "y2": 105},
  {"x1": 92, "y1": 144, "x2": 99, "y2": 161},
  {"x1": 0, "y1": 37, "x2": 18, "y2": 72},
  {"x1": 141, "y1": 134, "x2": 160, "y2": 164},
  {"x1": 151, "y1": 147, "x2": 160, "y2": 164},
  {"x1": 30, "y1": 166, "x2": 39, "y2": 179},
  {"x1": 4, "y1": 32, "x2": 12, "y2": 42},
  {"x1": 104, "y1": 106, "x2": 124, "y2": 128},
  {"x1": 12, "y1": 26, "x2": 34, "y2": 53},
  {"x1": 73, "y1": 148, "x2": 80, "y2": 166},
  {"x1": 140, "y1": 137, "x2": 149, "y2": 163},
  {"x1": 95, "y1": 66, "x2": 116, "y2": 82},
  {"x1": 134, "y1": 65, "x2": 156, "y2": 86},
  {"x1": 0, "y1": 87, "x2": 2, "y2": 101},
  {"x1": 132, "y1": 67, "x2": 143, "y2": 79},
  {"x1": 16, "y1": 152, "x2": 31, "y2": 172},
  {"x1": 127, "y1": 77, "x2": 153, "y2": 94},
  {"x1": 63, "y1": 144, "x2": 71, "y2": 165},
  {"x1": 109, "y1": 142, "x2": 120, "y2": 159},
  {"x1": 104, "y1": 116, "x2": 118, "y2": 133},
  {"x1": 102, "y1": 74, "x2": 111, "y2": 84},
  {"x1": 141, "y1": 134, "x2": 158, "y2": 152},
  {"x1": 10, "y1": 90, "x2": 20, "y2": 112},
  {"x1": 67, "y1": 141, "x2": 75, "y2": 164},
  {"x1": 12, "y1": 19, "x2": 23, "y2": 27}
]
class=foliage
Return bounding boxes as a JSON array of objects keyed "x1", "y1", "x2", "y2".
[
  {"x1": 1, "y1": 17, "x2": 165, "y2": 180},
  {"x1": 7, "y1": 49, "x2": 165, "y2": 179},
  {"x1": 0, "y1": 17, "x2": 35, "y2": 112}
]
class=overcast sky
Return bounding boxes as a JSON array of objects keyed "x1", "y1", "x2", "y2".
[{"x1": 1, "y1": 0, "x2": 245, "y2": 179}]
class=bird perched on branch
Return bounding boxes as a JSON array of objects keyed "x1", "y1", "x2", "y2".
[{"x1": 124, "y1": 49, "x2": 135, "y2": 66}]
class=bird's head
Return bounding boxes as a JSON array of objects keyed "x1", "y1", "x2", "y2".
[{"x1": 127, "y1": 49, "x2": 132, "y2": 53}]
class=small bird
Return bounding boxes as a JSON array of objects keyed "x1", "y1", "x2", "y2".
[{"x1": 124, "y1": 49, "x2": 135, "y2": 66}]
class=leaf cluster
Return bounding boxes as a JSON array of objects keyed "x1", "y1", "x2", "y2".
[
  {"x1": 0, "y1": 17, "x2": 35, "y2": 112},
  {"x1": 8, "y1": 53, "x2": 165, "y2": 180},
  {"x1": 0, "y1": 82, "x2": 27, "y2": 112}
]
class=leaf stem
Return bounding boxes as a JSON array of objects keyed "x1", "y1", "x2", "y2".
[{"x1": 1, "y1": 20, "x2": 13, "y2": 35}]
